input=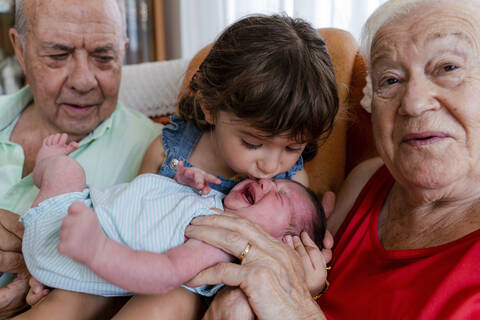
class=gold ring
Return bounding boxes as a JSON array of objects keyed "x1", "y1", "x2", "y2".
[{"x1": 239, "y1": 242, "x2": 252, "y2": 261}]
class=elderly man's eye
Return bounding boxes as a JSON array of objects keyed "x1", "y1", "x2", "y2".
[
  {"x1": 96, "y1": 56, "x2": 114, "y2": 63},
  {"x1": 50, "y1": 53, "x2": 69, "y2": 60}
]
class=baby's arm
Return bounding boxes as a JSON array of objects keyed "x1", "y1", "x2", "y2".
[
  {"x1": 175, "y1": 161, "x2": 221, "y2": 195},
  {"x1": 137, "y1": 135, "x2": 165, "y2": 175},
  {"x1": 58, "y1": 202, "x2": 232, "y2": 295}
]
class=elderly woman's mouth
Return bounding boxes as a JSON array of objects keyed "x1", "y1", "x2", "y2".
[{"x1": 402, "y1": 132, "x2": 449, "y2": 146}]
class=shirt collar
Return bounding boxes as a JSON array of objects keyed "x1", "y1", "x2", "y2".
[{"x1": 0, "y1": 86, "x2": 33, "y2": 132}]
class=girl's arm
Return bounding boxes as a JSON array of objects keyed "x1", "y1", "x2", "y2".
[
  {"x1": 327, "y1": 157, "x2": 383, "y2": 236},
  {"x1": 58, "y1": 202, "x2": 232, "y2": 295},
  {"x1": 292, "y1": 168, "x2": 309, "y2": 186},
  {"x1": 137, "y1": 135, "x2": 165, "y2": 175}
]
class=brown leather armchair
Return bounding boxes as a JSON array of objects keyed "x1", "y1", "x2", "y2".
[{"x1": 177, "y1": 28, "x2": 377, "y2": 196}]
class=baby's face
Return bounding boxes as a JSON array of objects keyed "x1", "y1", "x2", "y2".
[{"x1": 223, "y1": 179, "x2": 315, "y2": 240}]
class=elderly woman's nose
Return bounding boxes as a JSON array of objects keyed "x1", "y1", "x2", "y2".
[{"x1": 399, "y1": 76, "x2": 439, "y2": 116}]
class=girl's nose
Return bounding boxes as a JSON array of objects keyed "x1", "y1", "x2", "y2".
[{"x1": 257, "y1": 156, "x2": 279, "y2": 177}]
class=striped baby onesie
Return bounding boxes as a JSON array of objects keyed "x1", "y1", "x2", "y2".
[{"x1": 21, "y1": 174, "x2": 224, "y2": 297}]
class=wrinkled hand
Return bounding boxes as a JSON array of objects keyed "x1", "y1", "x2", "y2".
[
  {"x1": 284, "y1": 232, "x2": 327, "y2": 296},
  {"x1": 202, "y1": 287, "x2": 254, "y2": 320},
  {"x1": 0, "y1": 209, "x2": 29, "y2": 318},
  {"x1": 25, "y1": 277, "x2": 50, "y2": 307},
  {"x1": 175, "y1": 161, "x2": 221, "y2": 195},
  {"x1": 58, "y1": 202, "x2": 106, "y2": 268},
  {"x1": 186, "y1": 211, "x2": 326, "y2": 320}
]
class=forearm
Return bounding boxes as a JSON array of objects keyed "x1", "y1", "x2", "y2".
[
  {"x1": 88, "y1": 238, "x2": 232, "y2": 295},
  {"x1": 88, "y1": 238, "x2": 182, "y2": 294}
]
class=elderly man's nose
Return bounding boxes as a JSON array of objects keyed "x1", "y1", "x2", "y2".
[
  {"x1": 399, "y1": 76, "x2": 439, "y2": 116},
  {"x1": 67, "y1": 56, "x2": 97, "y2": 93}
]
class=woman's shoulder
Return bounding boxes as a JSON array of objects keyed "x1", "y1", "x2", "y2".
[{"x1": 328, "y1": 157, "x2": 384, "y2": 236}]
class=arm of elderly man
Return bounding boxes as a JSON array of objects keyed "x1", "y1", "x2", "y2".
[{"x1": 0, "y1": 86, "x2": 162, "y2": 318}]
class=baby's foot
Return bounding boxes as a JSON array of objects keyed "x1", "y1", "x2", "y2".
[{"x1": 36, "y1": 133, "x2": 79, "y2": 164}]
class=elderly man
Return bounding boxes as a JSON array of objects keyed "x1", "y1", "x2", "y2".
[{"x1": 0, "y1": 0, "x2": 161, "y2": 317}]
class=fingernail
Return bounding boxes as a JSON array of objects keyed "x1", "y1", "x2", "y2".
[{"x1": 293, "y1": 236, "x2": 300, "y2": 243}]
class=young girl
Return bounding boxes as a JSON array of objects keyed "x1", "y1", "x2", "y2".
[
  {"x1": 139, "y1": 14, "x2": 338, "y2": 191},
  {"x1": 25, "y1": 14, "x2": 338, "y2": 319}
]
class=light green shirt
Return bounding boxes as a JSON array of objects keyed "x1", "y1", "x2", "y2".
[{"x1": 0, "y1": 86, "x2": 163, "y2": 216}]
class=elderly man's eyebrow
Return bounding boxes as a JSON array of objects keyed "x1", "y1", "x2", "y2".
[
  {"x1": 41, "y1": 43, "x2": 73, "y2": 51},
  {"x1": 92, "y1": 44, "x2": 117, "y2": 54}
]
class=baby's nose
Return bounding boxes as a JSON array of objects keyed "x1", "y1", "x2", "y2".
[{"x1": 258, "y1": 179, "x2": 275, "y2": 193}]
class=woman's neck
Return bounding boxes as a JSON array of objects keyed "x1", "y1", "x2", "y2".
[{"x1": 378, "y1": 182, "x2": 480, "y2": 250}]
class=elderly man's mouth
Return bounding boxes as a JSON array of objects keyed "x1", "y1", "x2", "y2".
[{"x1": 62, "y1": 103, "x2": 98, "y2": 113}]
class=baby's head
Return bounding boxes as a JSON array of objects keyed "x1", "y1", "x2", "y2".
[
  {"x1": 178, "y1": 14, "x2": 339, "y2": 177},
  {"x1": 223, "y1": 179, "x2": 326, "y2": 248}
]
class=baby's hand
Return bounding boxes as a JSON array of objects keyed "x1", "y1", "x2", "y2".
[
  {"x1": 58, "y1": 201, "x2": 106, "y2": 268},
  {"x1": 284, "y1": 232, "x2": 328, "y2": 296},
  {"x1": 175, "y1": 160, "x2": 221, "y2": 195}
]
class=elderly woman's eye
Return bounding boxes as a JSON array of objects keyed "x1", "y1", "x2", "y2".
[
  {"x1": 442, "y1": 64, "x2": 458, "y2": 72},
  {"x1": 378, "y1": 77, "x2": 399, "y2": 87}
]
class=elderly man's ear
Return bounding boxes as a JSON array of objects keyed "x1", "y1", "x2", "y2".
[{"x1": 8, "y1": 28, "x2": 26, "y2": 73}]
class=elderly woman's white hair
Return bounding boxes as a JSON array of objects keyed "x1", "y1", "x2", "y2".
[
  {"x1": 13, "y1": 0, "x2": 128, "y2": 46},
  {"x1": 359, "y1": 0, "x2": 480, "y2": 112}
]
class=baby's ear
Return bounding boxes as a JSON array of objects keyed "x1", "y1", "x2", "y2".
[{"x1": 321, "y1": 191, "x2": 336, "y2": 218}]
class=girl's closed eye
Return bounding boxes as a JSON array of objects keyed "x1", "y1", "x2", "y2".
[
  {"x1": 286, "y1": 144, "x2": 306, "y2": 153},
  {"x1": 241, "y1": 138, "x2": 262, "y2": 150}
]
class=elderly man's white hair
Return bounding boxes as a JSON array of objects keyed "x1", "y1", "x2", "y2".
[
  {"x1": 360, "y1": 0, "x2": 480, "y2": 65},
  {"x1": 14, "y1": 0, "x2": 127, "y2": 45}
]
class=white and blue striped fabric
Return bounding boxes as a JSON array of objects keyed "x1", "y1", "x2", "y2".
[{"x1": 21, "y1": 174, "x2": 224, "y2": 297}]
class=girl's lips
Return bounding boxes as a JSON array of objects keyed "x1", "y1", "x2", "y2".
[{"x1": 402, "y1": 132, "x2": 449, "y2": 146}]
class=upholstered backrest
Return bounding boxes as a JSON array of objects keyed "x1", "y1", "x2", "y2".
[{"x1": 177, "y1": 28, "x2": 377, "y2": 196}]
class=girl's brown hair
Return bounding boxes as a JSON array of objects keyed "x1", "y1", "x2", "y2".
[{"x1": 178, "y1": 14, "x2": 338, "y2": 161}]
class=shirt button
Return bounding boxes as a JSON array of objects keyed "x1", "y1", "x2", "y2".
[{"x1": 169, "y1": 158, "x2": 179, "y2": 170}]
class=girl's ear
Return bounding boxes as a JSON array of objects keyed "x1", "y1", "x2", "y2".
[{"x1": 199, "y1": 101, "x2": 215, "y2": 125}]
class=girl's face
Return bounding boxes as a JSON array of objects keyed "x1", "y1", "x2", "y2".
[{"x1": 209, "y1": 111, "x2": 306, "y2": 179}]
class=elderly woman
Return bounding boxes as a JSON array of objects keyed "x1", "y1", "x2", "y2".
[{"x1": 185, "y1": 0, "x2": 480, "y2": 318}]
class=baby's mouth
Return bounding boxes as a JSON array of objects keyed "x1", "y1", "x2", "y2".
[{"x1": 243, "y1": 188, "x2": 255, "y2": 205}]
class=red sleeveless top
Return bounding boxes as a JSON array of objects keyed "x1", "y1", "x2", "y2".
[{"x1": 318, "y1": 166, "x2": 480, "y2": 319}]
